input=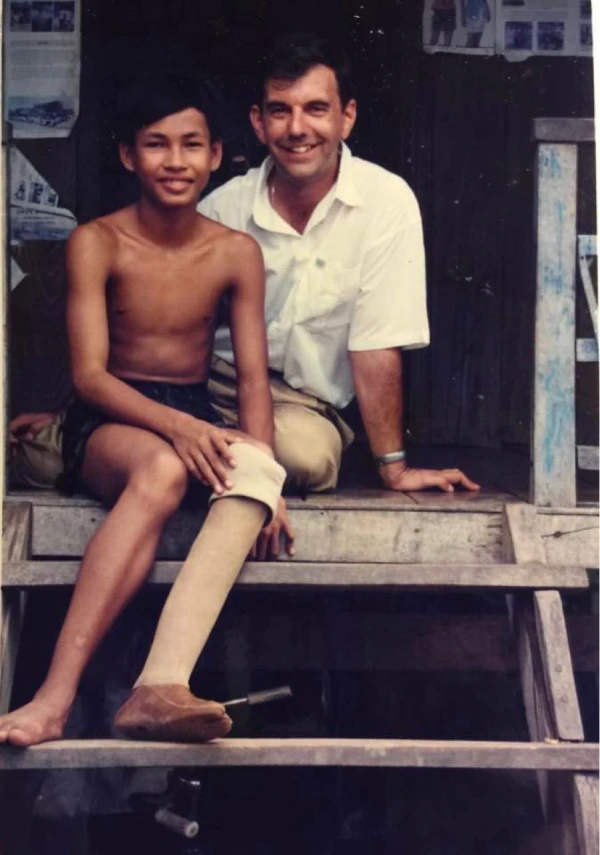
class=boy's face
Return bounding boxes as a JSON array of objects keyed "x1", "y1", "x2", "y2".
[
  {"x1": 250, "y1": 64, "x2": 356, "y2": 188},
  {"x1": 119, "y1": 108, "x2": 222, "y2": 208}
]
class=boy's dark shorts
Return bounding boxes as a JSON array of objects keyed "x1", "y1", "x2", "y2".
[{"x1": 59, "y1": 379, "x2": 225, "y2": 495}]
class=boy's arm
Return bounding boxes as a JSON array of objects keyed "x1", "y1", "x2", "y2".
[
  {"x1": 66, "y1": 223, "x2": 238, "y2": 493},
  {"x1": 227, "y1": 233, "x2": 275, "y2": 449},
  {"x1": 228, "y1": 233, "x2": 294, "y2": 559}
]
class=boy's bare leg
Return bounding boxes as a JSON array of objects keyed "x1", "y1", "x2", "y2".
[
  {"x1": 115, "y1": 442, "x2": 285, "y2": 742},
  {"x1": 0, "y1": 424, "x2": 190, "y2": 747}
]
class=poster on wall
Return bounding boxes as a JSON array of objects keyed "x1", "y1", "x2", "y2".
[
  {"x1": 10, "y1": 148, "x2": 77, "y2": 241},
  {"x1": 424, "y1": 0, "x2": 495, "y2": 54},
  {"x1": 5, "y1": 0, "x2": 81, "y2": 137},
  {"x1": 423, "y1": 0, "x2": 593, "y2": 59}
]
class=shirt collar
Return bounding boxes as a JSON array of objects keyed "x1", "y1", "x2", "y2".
[{"x1": 251, "y1": 142, "x2": 362, "y2": 234}]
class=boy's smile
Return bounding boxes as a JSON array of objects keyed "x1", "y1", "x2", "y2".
[{"x1": 119, "y1": 108, "x2": 222, "y2": 207}]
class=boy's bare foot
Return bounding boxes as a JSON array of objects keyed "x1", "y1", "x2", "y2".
[
  {"x1": 114, "y1": 685, "x2": 232, "y2": 743},
  {"x1": 0, "y1": 699, "x2": 69, "y2": 747}
]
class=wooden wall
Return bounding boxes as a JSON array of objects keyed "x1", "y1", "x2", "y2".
[{"x1": 9, "y1": 0, "x2": 596, "y2": 448}]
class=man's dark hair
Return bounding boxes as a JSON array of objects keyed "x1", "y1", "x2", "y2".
[
  {"x1": 258, "y1": 33, "x2": 354, "y2": 107},
  {"x1": 114, "y1": 73, "x2": 223, "y2": 146}
]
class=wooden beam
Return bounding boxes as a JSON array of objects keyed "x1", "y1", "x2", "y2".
[
  {"x1": 30, "y1": 505, "x2": 507, "y2": 564},
  {"x1": 573, "y1": 774, "x2": 599, "y2": 855},
  {"x1": 577, "y1": 446, "x2": 599, "y2": 471},
  {"x1": 503, "y1": 504, "x2": 546, "y2": 564},
  {"x1": 533, "y1": 118, "x2": 595, "y2": 143},
  {"x1": 2, "y1": 503, "x2": 31, "y2": 562},
  {"x1": 2, "y1": 560, "x2": 590, "y2": 591},
  {"x1": 0, "y1": 738, "x2": 596, "y2": 772},
  {"x1": 576, "y1": 339, "x2": 599, "y2": 362},
  {"x1": 503, "y1": 502, "x2": 593, "y2": 851},
  {"x1": 532, "y1": 142, "x2": 577, "y2": 507},
  {"x1": 537, "y1": 514, "x2": 599, "y2": 567},
  {"x1": 1, "y1": 504, "x2": 31, "y2": 714},
  {"x1": 534, "y1": 591, "x2": 584, "y2": 741}
]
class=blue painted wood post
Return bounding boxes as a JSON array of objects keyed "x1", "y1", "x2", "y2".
[{"x1": 532, "y1": 143, "x2": 578, "y2": 507}]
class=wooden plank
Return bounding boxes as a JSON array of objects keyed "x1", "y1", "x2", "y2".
[
  {"x1": 578, "y1": 236, "x2": 599, "y2": 345},
  {"x1": 573, "y1": 774, "x2": 599, "y2": 855},
  {"x1": 0, "y1": 738, "x2": 596, "y2": 772},
  {"x1": 534, "y1": 591, "x2": 584, "y2": 741},
  {"x1": 405, "y1": 490, "x2": 519, "y2": 511},
  {"x1": 503, "y1": 502, "x2": 556, "y2": 816},
  {"x1": 30, "y1": 506, "x2": 506, "y2": 564},
  {"x1": 533, "y1": 118, "x2": 595, "y2": 143},
  {"x1": 2, "y1": 503, "x2": 32, "y2": 562},
  {"x1": 532, "y1": 142, "x2": 578, "y2": 507},
  {"x1": 503, "y1": 508, "x2": 584, "y2": 739},
  {"x1": 2, "y1": 560, "x2": 591, "y2": 591},
  {"x1": 538, "y1": 514, "x2": 599, "y2": 567},
  {"x1": 578, "y1": 235, "x2": 597, "y2": 257},
  {"x1": 7, "y1": 489, "x2": 416, "y2": 511},
  {"x1": 503, "y1": 503, "x2": 546, "y2": 564},
  {"x1": 577, "y1": 446, "x2": 599, "y2": 471},
  {"x1": 576, "y1": 338, "x2": 599, "y2": 362},
  {"x1": 0, "y1": 504, "x2": 31, "y2": 715}
]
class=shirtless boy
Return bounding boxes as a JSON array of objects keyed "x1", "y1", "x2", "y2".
[{"x1": 0, "y1": 75, "x2": 285, "y2": 746}]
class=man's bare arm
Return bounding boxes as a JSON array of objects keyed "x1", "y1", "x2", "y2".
[
  {"x1": 350, "y1": 348, "x2": 480, "y2": 493},
  {"x1": 66, "y1": 224, "x2": 239, "y2": 493}
]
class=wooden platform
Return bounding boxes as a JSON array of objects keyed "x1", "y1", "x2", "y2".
[{"x1": 1, "y1": 490, "x2": 598, "y2": 855}]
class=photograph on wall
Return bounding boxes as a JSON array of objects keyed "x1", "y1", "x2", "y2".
[
  {"x1": 424, "y1": 0, "x2": 496, "y2": 54},
  {"x1": 423, "y1": 0, "x2": 593, "y2": 57},
  {"x1": 10, "y1": 147, "x2": 77, "y2": 240},
  {"x1": 5, "y1": 0, "x2": 80, "y2": 137}
]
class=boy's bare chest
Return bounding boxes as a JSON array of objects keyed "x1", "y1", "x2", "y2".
[{"x1": 108, "y1": 249, "x2": 227, "y2": 329}]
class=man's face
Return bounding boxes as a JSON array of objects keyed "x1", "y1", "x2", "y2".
[
  {"x1": 119, "y1": 108, "x2": 222, "y2": 208},
  {"x1": 250, "y1": 65, "x2": 356, "y2": 188}
]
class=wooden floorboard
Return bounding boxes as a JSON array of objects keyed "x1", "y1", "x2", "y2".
[
  {"x1": 3, "y1": 560, "x2": 591, "y2": 590},
  {"x1": 0, "y1": 738, "x2": 596, "y2": 772}
]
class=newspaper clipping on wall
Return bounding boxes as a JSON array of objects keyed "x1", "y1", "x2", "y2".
[
  {"x1": 423, "y1": 0, "x2": 593, "y2": 59},
  {"x1": 5, "y1": 0, "x2": 81, "y2": 137},
  {"x1": 10, "y1": 148, "x2": 77, "y2": 241}
]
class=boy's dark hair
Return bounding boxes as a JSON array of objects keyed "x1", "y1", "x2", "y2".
[
  {"x1": 114, "y1": 73, "x2": 223, "y2": 146},
  {"x1": 257, "y1": 33, "x2": 353, "y2": 108}
]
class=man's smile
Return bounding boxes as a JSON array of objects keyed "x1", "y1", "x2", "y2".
[{"x1": 281, "y1": 143, "x2": 319, "y2": 155}]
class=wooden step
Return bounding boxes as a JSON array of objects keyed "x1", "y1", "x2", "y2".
[
  {"x1": 6, "y1": 495, "x2": 598, "y2": 566},
  {"x1": 2, "y1": 559, "x2": 591, "y2": 590},
  {"x1": 0, "y1": 738, "x2": 596, "y2": 772}
]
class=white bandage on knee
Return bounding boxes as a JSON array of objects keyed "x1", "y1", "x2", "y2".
[{"x1": 209, "y1": 442, "x2": 286, "y2": 523}]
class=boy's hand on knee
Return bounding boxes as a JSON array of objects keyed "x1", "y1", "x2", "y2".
[
  {"x1": 250, "y1": 498, "x2": 295, "y2": 560},
  {"x1": 170, "y1": 414, "x2": 242, "y2": 494}
]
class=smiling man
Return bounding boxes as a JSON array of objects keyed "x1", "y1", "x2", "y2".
[{"x1": 200, "y1": 33, "x2": 479, "y2": 555}]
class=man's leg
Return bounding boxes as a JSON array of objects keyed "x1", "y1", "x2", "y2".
[
  {"x1": 209, "y1": 357, "x2": 349, "y2": 493},
  {"x1": 273, "y1": 404, "x2": 343, "y2": 492},
  {"x1": 114, "y1": 441, "x2": 285, "y2": 741},
  {"x1": 0, "y1": 424, "x2": 190, "y2": 747}
]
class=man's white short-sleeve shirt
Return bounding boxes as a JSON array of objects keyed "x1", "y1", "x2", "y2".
[{"x1": 198, "y1": 143, "x2": 429, "y2": 409}]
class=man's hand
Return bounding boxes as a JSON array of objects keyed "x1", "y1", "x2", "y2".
[
  {"x1": 170, "y1": 413, "x2": 243, "y2": 494},
  {"x1": 250, "y1": 497, "x2": 295, "y2": 561},
  {"x1": 9, "y1": 412, "x2": 60, "y2": 448},
  {"x1": 379, "y1": 461, "x2": 480, "y2": 493}
]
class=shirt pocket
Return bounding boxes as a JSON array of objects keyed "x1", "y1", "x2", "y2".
[{"x1": 294, "y1": 261, "x2": 358, "y2": 329}]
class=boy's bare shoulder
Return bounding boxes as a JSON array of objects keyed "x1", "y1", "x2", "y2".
[
  {"x1": 68, "y1": 207, "x2": 134, "y2": 256},
  {"x1": 198, "y1": 213, "x2": 261, "y2": 259}
]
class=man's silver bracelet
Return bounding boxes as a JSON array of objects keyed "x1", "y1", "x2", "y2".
[{"x1": 373, "y1": 450, "x2": 406, "y2": 467}]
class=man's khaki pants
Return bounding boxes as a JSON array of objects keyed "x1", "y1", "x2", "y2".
[{"x1": 208, "y1": 357, "x2": 354, "y2": 493}]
